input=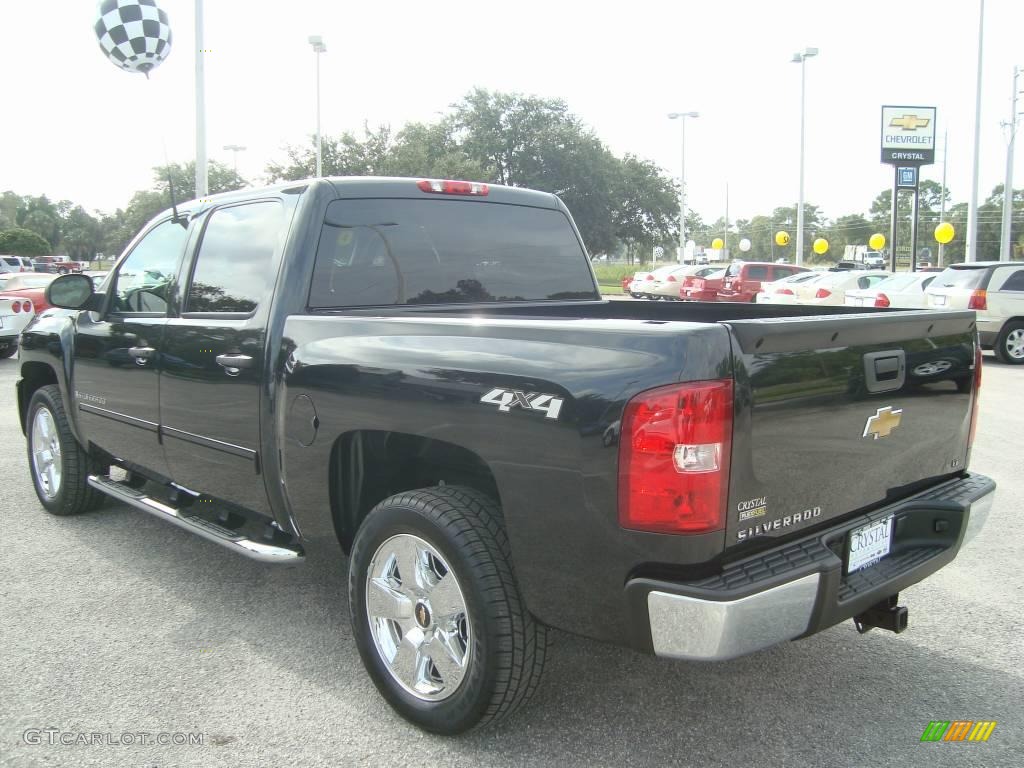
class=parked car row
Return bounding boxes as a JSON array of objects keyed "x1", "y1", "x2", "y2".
[
  {"x1": 622, "y1": 259, "x2": 1024, "y2": 365},
  {"x1": 627, "y1": 264, "x2": 720, "y2": 299},
  {"x1": 0, "y1": 256, "x2": 86, "y2": 275},
  {"x1": 628, "y1": 261, "x2": 811, "y2": 303}
]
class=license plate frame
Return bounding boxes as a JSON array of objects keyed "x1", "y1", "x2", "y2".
[
  {"x1": 846, "y1": 516, "x2": 894, "y2": 574},
  {"x1": 932, "y1": 294, "x2": 947, "y2": 306}
]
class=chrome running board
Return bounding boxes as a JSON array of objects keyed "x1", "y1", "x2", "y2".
[{"x1": 87, "y1": 475, "x2": 304, "y2": 563}]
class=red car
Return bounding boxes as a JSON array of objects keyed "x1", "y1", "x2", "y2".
[
  {"x1": 0, "y1": 272, "x2": 58, "y2": 312},
  {"x1": 679, "y1": 268, "x2": 726, "y2": 301},
  {"x1": 716, "y1": 262, "x2": 809, "y2": 303}
]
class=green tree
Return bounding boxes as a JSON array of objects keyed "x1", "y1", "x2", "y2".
[
  {"x1": 265, "y1": 88, "x2": 679, "y2": 257},
  {"x1": 0, "y1": 227, "x2": 51, "y2": 256}
]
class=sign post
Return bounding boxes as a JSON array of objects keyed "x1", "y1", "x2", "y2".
[{"x1": 880, "y1": 106, "x2": 937, "y2": 272}]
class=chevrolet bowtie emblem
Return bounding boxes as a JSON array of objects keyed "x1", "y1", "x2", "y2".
[
  {"x1": 889, "y1": 114, "x2": 930, "y2": 131},
  {"x1": 863, "y1": 406, "x2": 903, "y2": 439}
]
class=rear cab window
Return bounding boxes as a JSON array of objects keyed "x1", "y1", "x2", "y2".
[{"x1": 309, "y1": 199, "x2": 598, "y2": 307}]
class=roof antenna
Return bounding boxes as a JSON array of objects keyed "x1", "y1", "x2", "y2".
[
  {"x1": 161, "y1": 140, "x2": 188, "y2": 229},
  {"x1": 166, "y1": 171, "x2": 188, "y2": 229}
]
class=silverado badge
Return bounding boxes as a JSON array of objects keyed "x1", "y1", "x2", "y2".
[{"x1": 863, "y1": 406, "x2": 903, "y2": 439}]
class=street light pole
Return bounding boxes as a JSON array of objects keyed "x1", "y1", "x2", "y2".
[
  {"x1": 308, "y1": 36, "x2": 327, "y2": 177},
  {"x1": 223, "y1": 144, "x2": 247, "y2": 175},
  {"x1": 939, "y1": 128, "x2": 949, "y2": 266},
  {"x1": 791, "y1": 47, "x2": 818, "y2": 267},
  {"x1": 194, "y1": 0, "x2": 208, "y2": 199},
  {"x1": 966, "y1": 0, "x2": 985, "y2": 262},
  {"x1": 999, "y1": 64, "x2": 1021, "y2": 261},
  {"x1": 668, "y1": 111, "x2": 699, "y2": 263}
]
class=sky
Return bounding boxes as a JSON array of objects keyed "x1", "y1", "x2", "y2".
[{"x1": 1, "y1": 0, "x2": 1021, "y2": 225}]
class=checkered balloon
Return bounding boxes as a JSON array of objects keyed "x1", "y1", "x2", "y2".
[{"x1": 94, "y1": 0, "x2": 172, "y2": 77}]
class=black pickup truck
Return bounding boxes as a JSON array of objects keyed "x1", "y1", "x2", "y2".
[{"x1": 17, "y1": 178, "x2": 994, "y2": 734}]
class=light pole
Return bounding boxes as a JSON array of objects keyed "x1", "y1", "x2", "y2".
[
  {"x1": 966, "y1": 0, "x2": 985, "y2": 262},
  {"x1": 308, "y1": 35, "x2": 327, "y2": 177},
  {"x1": 668, "y1": 111, "x2": 699, "y2": 263},
  {"x1": 222, "y1": 144, "x2": 247, "y2": 175},
  {"x1": 791, "y1": 47, "x2": 818, "y2": 267},
  {"x1": 999, "y1": 64, "x2": 1022, "y2": 261},
  {"x1": 195, "y1": 0, "x2": 208, "y2": 198},
  {"x1": 939, "y1": 128, "x2": 949, "y2": 266}
]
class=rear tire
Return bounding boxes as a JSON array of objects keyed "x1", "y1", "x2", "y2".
[
  {"x1": 26, "y1": 385, "x2": 106, "y2": 515},
  {"x1": 994, "y1": 321, "x2": 1024, "y2": 365},
  {"x1": 348, "y1": 486, "x2": 547, "y2": 734},
  {"x1": 0, "y1": 344, "x2": 16, "y2": 359}
]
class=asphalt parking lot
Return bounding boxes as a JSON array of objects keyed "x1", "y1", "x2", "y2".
[{"x1": 0, "y1": 354, "x2": 1021, "y2": 768}]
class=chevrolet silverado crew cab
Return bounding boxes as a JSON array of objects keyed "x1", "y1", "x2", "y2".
[{"x1": 17, "y1": 178, "x2": 994, "y2": 734}]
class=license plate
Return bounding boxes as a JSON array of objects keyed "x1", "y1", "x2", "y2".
[
  {"x1": 932, "y1": 294, "x2": 946, "y2": 306},
  {"x1": 846, "y1": 516, "x2": 893, "y2": 574},
  {"x1": 855, "y1": 297, "x2": 865, "y2": 306}
]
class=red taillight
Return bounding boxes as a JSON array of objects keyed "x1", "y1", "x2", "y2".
[
  {"x1": 23, "y1": 301, "x2": 32, "y2": 313},
  {"x1": 777, "y1": 288, "x2": 794, "y2": 296},
  {"x1": 618, "y1": 379, "x2": 733, "y2": 534},
  {"x1": 815, "y1": 287, "x2": 832, "y2": 299},
  {"x1": 11, "y1": 301, "x2": 21, "y2": 313},
  {"x1": 874, "y1": 293, "x2": 891, "y2": 308},
  {"x1": 667, "y1": 275, "x2": 677, "y2": 282},
  {"x1": 645, "y1": 274, "x2": 655, "y2": 281},
  {"x1": 968, "y1": 344, "x2": 983, "y2": 454},
  {"x1": 417, "y1": 179, "x2": 489, "y2": 196},
  {"x1": 968, "y1": 289, "x2": 987, "y2": 310}
]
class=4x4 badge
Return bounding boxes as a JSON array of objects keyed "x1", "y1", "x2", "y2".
[
  {"x1": 863, "y1": 406, "x2": 903, "y2": 439},
  {"x1": 480, "y1": 388, "x2": 564, "y2": 420}
]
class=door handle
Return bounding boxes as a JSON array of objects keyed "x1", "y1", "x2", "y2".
[
  {"x1": 128, "y1": 346, "x2": 155, "y2": 366},
  {"x1": 216, "y1": 353, "x2": 254, "y2": 376}
]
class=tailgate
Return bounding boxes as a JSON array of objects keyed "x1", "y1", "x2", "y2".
[{"x1": 721, "y1": 310, "x2": 977, "y2": 549}]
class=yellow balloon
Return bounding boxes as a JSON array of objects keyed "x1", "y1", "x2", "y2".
[
  {"x1": 775, "y1": 231, "x2": 790, "y2": 246},
  {"x1": 711, "y1": 238, "x2": 724, "y2": 250},
  {"x1": 935, "y1": 222, "x2": 955, "y2": 244},
  {"x1": 813, "y1": 238, "x2": 829, "y2": 255},
  {"x1": 869, "y1": 233, "x2": 886, "y2": 251}
]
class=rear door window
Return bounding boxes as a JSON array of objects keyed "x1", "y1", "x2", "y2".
[
  {"x1": 309, "y1": 199, "x2": 597, "y2": 307},
  {"x1": 185, "y1": 202, "x2": 285, "y2": 314},
  {"x1": 990, "y1": 267, "x2": 1024, "y2": 292},
  {"x1": 746, "y1": 266, "x2": 769, "y2": 281}
]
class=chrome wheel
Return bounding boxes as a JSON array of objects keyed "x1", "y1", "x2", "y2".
[
  {"x1": 365, "y1": 534, "x2": 471, "y2": 701},
  {"x1": 1005, "y1": 328, "x2": 1024, "y2": 360},
  {"x1": 31, "y1": 407, "x2": 62, "y2": 499}
]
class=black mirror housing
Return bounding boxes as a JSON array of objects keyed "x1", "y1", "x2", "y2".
[{"x1": 46, "y1": 273, "x2": 96, "y2": 310}]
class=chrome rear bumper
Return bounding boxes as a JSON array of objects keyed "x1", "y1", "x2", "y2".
[{"x1": 633, "y1": 475, "x2": 995, "y2": 661}]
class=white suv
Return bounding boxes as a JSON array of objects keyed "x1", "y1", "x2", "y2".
[{"x1": 925, "y1": 261, "x2": 1024, "y2": 364}]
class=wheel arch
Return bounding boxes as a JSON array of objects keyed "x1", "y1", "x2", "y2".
[
  {"x1": 17, "y1": 361, "x2": 59, "y2": 436},
  {"x1": 328, "y1": 429, "x2": 501, "y2": 553}
]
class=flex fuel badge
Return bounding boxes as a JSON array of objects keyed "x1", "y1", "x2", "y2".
[{"x1": 737, "y1": 496, "x2": 768, "y2": 522}]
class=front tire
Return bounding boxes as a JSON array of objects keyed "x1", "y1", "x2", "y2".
[
  {"x1": 348, "y1": 486, "x2": 547, "y2": 734},
  {"x1": 994, "y1": 321, "x2": 1024, "y2": 365},
  {"x1": 26, "y1": 385, "x2": 105, "y2": 515}
]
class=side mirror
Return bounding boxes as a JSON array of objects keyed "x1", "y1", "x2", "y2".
[{"x1": 46, "y1": 273, "x2": 97, "y2": 310}]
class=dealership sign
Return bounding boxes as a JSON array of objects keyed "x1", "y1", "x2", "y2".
[{"x1": 880, "y1": 106, "x2": 936, "y2": 164}]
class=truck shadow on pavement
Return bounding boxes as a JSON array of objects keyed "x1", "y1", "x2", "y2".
[{"x1": 37, "y1": 503, "x2": 1020, "y2": 767}]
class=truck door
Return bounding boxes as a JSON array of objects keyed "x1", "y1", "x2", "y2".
[
  {"x1": 71, "y1": 217, "x2": 190, "y2": 477},
  {"x1": 159, "y1": 200, "x2": 288, "y2": 516}
]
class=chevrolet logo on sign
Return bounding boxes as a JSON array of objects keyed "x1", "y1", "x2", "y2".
[
  {"x1": 889, "y1": 114, "x2": 931, "y2": 131},
  {"x1": 863, "y1": 406, "x2": 903, "y2": 439}
]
